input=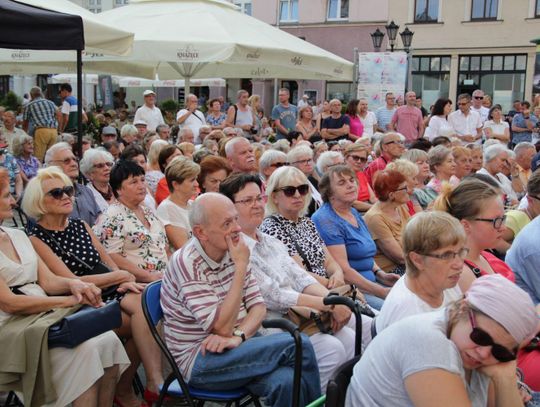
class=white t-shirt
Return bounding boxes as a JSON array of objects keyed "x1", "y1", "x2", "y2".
[
  {"x1": 376, "y1": 275, "x2": 462, "y2": 332},
  {"x1": 483, "y1": 120, "x2": 509, "y2": 138},
  {"x1": 176, "y1": 109, "x2": 206, "y2": 143},
  {"x1": 134, "y1": 104, "x2": 165, "y2": 131},
  {"x1": 471, "y1": 105, "x2": 490, "y2": 123},
  {"x1": 425, "y1": 115, "x2": 455, "y2": 141},
  {"x1": 346, "y1": 310, "x2": 490, "y2": 407},
  {"x1": 448, "y1": 109, "x2": 483, "y2": 144},
  {"x1": 156, "y1": 198, "x2": 191, "y2": 233},
  {"x1": 476, "y1": 167, "x2": 518, "y2": 203},
  {"x1": 359, "y1": 111, "x2": 377, "y2": 137}
]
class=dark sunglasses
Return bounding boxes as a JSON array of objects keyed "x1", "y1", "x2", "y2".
[
  {"x1": 278, "y1": 184, "x2": 310, "y2": 197},
  {"x1": 271, "y1": 162, "x2": 287, "y2": 168},
  {"x1": 474, "y1": 96, "x2": 484, "y2": 100},
  {"x1": 468, "y1": 310, "x2": 516, "y2": 362},
  {"x1": 349, "y1": 155, "x2": 367, "y2": 163},
  {"x1": 46, "y1": 186, "x2": 75, "y2": 200}
]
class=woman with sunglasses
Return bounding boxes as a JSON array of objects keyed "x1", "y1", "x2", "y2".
[
  {"x1": 0, "y1": 168, "x2": 131, "y2": 407},
  {"x1": 346, "y1": 274, "x2": 539, "y2": 407},
  {"x1": 22, "y1": 166, "x2": 165, "y2": 407},
  {"x1": 343, "y1": 143, "x2": 377, "y2": 212},
  {"x1": 434, "y1": 178, "x2": 515, "y2": 293},
  {"x1": 260, "y1": 166, "x2": 346, "y2": 289},
  {"x1": 80, "y1": 149, "x2": 116, "y2": 212},
  {"x1": 312, "y1": 165, "x2": 399, "y2": 310}
]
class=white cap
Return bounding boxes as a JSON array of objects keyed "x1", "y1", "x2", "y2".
[
  {"x1": 134, "y1": 119, "x2": 147, "y2": 126},
  {"x1": 143, "y1": 89, "x2": 155, "y2": 96}
]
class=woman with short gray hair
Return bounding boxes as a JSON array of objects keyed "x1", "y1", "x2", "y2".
[
  {"x1": 120, "y1": 124, "x2": 138, "y2": 145},
  {"x1": 12, "y1": 133, "x2": 40, "y2": 185},
  {"x1": 259, "y1": 149, "x2": 287, "y2": 181},
  {"x1": 80, "y1": 148, "x2": 116, "y2": 212},
  {"x1": 316, "y1": 151, "x2": 345, "y2": 174}
]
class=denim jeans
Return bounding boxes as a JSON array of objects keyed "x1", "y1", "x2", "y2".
[
  {"x1": 189, "y1": 332, "x2": 321, "y2": 407},
  {"x1": 364, "y1": 293, "x2": 385, "y2": 311},
  {"x1": 527, "y1": 391, "x2": 540, "y2": 407}
]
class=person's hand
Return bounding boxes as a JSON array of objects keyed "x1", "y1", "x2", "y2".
[
  {"x1": 327, "y1": 272, "x2": 345, "y2": 289},
  {"x1": 226, "y1": 234, "x2": 249, "y2": 269},
  {"x1": 462, "y1": 134, "x2": 475, "y2": 143},
  {"x1": 330, "y1": 304, "x2": 351, "y2": 332},
  {"x1": 241, "y1": 124, "x2": 252, "y2": 131},
  {"x1": 478, "y1": 360, "x2": 517, "y2": 380},
  {"x1": 113, "y1": 270, "x2": 136, "y2": 283},
  {"x1": 146, "y1": 271, "x2": 163, "y2": 282},
  {"x1": 200, "y1": 334, "x2": 242, "y2": 356},
  {"x1": 69, "y1": 279, "x2": 103, "y2": 307},
  {"x1": 376, "y1": 271, "x2": 400, "y2": 287},
  {"x1": 117, "y1": 281, "x2": 146, "y2": 294}
]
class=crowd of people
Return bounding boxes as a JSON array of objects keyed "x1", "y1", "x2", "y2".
[{"x1": 0, "y1": 84, "x2": 539, "y2": 407}]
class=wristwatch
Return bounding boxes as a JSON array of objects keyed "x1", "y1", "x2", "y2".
[{"x1": 233, "y1": 329, "x2": 246, "y2": 342}]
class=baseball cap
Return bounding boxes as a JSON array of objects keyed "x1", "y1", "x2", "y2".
[
  {"x1": 101, "y1": 126, "x2": 117, "y2": 136},
  {"x1": 134, "y1": 120, "x2": 148, "y2": 126},
  {"x1": 143, "y1": 90, "x2": 155, "y2": 97}
]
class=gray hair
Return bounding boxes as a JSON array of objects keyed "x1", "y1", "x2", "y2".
[
  {"x1": 380, "y1": 132, "x2": 405, "y2": 145},
  {"x1": 317, "y1": 151, "x2": 344, "y2": 174},
  {"x1": 402, "y1": 148, "x2": 428, "y2": 163},
  {"x1": 155, "y1": 124, "x2": 169, "y2": 134},
  {"x1": 44, "y1": 142, "x2": 71, "y2": 165},
  {"x1": 514, "y1": 142, "x2": 536, "y2": 157},
  {"x1": 483, "y1": 144, "x2": 509, "y2": 165},
  {"x1": 287, "y1": 145, "x2": 313, "y2": 164},
  {"x1": 428, "y1": 145, "x2": 452, "y2": 173},
  {"x1": 80, "y1": 148, "x2": 114, "y2": 177},
  {"x1": 224, "y1": 136, "x2": 249, "y2": 158},
  {"x1": 58, "y1": 133, "x2": 74, "y2": 144},
  {"x1": 11, "y1": 133, "x2": 33, "y2": 157},
  {"x1": 178, "y1": 127, "x2": 194, "y2": 142},
  {"x1": 259, "y1": 150, "x2": 287, "y2": 176},
  {"x1": 120, "y1": 124, "x2": 138, "y2": 138},
  {"x1": 30, "y1": 86, "x2": 42, "y2": 98},
  {"x1": 483, "y1": 139, "x2": 502, "y2": 150},
  {"x1": 272, "y1": 139, "x2": 291, "y2": 154},
  {"x1": 189, "y1": 192, "x2": 230, "y2": 228},
  {"x1": 147, "y1": 139, "x2": 168, "y2": 166}
]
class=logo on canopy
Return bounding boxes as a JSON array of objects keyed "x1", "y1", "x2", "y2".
[
  {"x1": 291, "y1": 56, "x2": 303, "y2": 66},
  {"x1": 334, "y1": 65, "x2": 344, "y2": 75},
  {"x1": 251, "y1": 67, "x2": 269, "y2": 76},
  {"x1": 10, "y1": 51, "x2": 30, "y2": 60},
  {"x1": 246, "y1": 49, "x2": 261, "y2": 60},
  {"x1": 177, "y1": 45, "x2": 200, "y2": 61}
]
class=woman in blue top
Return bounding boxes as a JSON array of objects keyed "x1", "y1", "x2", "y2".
[{"x1": 312, "y1": 165, "x2": 399, "y2": 310}]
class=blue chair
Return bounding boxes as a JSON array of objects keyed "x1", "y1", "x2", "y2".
[{"x1": 141, "y1": 280, "x2": 262, "y2": 407}]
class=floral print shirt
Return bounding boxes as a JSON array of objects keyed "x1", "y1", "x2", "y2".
[
  {"x1": 0, "y1": 152, "x2": 20, "y2": 193},
  {"x1": 93, "y1": 202, "x2": 168, "y2": 272},
  {"x1": 16, "y1": 155, "x2": 40, "y2": 181}
]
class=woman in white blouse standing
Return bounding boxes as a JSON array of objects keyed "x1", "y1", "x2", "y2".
[
  {"x1": 483, "y1": 105, "x2": 510, "y2": 144},
  {"x1": 425, "y1": 98, "x2": 455, "y2": 142}
]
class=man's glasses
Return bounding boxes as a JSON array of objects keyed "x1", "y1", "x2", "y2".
[
  {"x1": 51, "y1": 156, "x2": 78, "y2": 165},
  {"x1": 290, "y1": 158, "x2": 313, "y2": 166},
  {"x1": 278, "y1": 184, "x2": 310, "y2": 197},
  {"x1": 458, "y1": 102, "x2": 469, "y2": 106},
  {"x1": 468, "y1": 310, "x2": 516, "y2": 362},
  {"x1": 348, "y1": 155, "x2": 367, "y2": 163},
  {"x1": 384, "y1": 140, "x2": 404, "y2": 146},
  {"x1": 46, "y1": 186, "x2": 75, "y2": 200},
  {"x1": 474, "y1": 96, "x2": 484, "y2": 100},
  {"x1": 473, "y1": 215, "x2": 506, "y2": 229},
  {"x1": 423, "y1": 247, "x2": 469, "y2": 261},
  {"x1": 234, "y1": 195, "x2": 265, "y2": 206},
  {"x1": 93, "y1": 162, "x2": 114, "y2": 169}
]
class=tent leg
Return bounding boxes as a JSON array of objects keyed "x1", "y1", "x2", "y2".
[
  {"x1": 185, "y1": 76, "x2": 191, "y2": 102},
  {"x1": 76, "y1": 49, "x2": 83, "y2": 160}
]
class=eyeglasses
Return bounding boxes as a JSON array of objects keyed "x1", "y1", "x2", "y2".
[
  {"x1": 290, "y1": 158, "x2": 313, "y2": 166},
  {"x1": 93, "y1": 162, "x2": 114, "y2": 169},
  {"x1": 423, "y1": 247, "x2": 470, "y2": 261},
  {"x1": 473, "y1": 215, "x2": 506, "y2": 229},
  {"x1": 384, "y1": 140, "x2": 404, "y2": 146},
  {"x1": 270, "y1": 162, "x2": 287, "y2": 168},
  {"x1": 474, "y1": 96, "x2": 484, "y2": 100},
  {"x1": 468, "y1": 310, "x2": 516, "y2": 362},
  {"x1": 278, "y1": 184, "x2": 310, "y2": 197},
  {"x1": 458, "y1": 102, "x2": 469, "y2": 106},
  {"x1": 51, "y1": 156, "x2": 78, "y2": 165},
  {"x1": 393, "y1": 186, "x2": 408, "y2": 193},
  {"x1": 234, "y1": 195, "x2": 265, "y2": 206},
  {"x1": 46, "y1": 185, "x2": 75, "y2": 200},
  {"x1": 348, "y1": 155, "x2": 367, "y2": 163}
]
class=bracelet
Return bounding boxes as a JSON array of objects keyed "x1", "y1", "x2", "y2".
[{"x1": 373, "y1": 268, "x2": 382, "y2": 276}]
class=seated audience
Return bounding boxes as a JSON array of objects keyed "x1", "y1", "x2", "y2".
[
  {"x1": 145, "y1": 139, "x2": 168, "y2": 196},
  {"x1": 467, "y1": 143, "x2": 484, "y2": 172},
  {"x1": 311, "y1": 165, "x2": 399, "y2": 310},
  {"x1": 287, "y1": 145, "x2": 323, "y2": 216},
  {"x1": 376, "y1": 211, "x2": 465, "y2": 332},
  {"x1": 197, "y1": 155, "x2": 232, "y2": 193},
  {"x1": 0, "y1": 168, "x2": 129, "y2": 407},
  {"x1": 343, "y1": 143, "x2": 377, "y2": 212},
  {"x1": 316, "y1": 151, "x2": 344, "y2": 174},
  {"x1": 258, "y1": 149, "x2": 287, "y2": 184},
  {"x1": 364, "y1": 170, "x2": 412, "y2": 275},
  {"x1": 154, "y1": 144, "x2": 183, "y2": 204},
  {"x1": 346, "y1": 274, "x2": 538, "y2": 407},
  {"x1": 484, "y1": 105, "x2": 510, "y2": 144},
  {"x1": 161, "y1": 193, "x2": 321, "y2": 407},
  {"x1": 119, "y1": 144, "x2": 157, "y2": 210},
  {"x1": 94, "y1": 160, "x2": 170, "y2": 282},
  {"x1": 156, "y1": 157, "x2": 199, "y2": 250},
  {"x1": 452, "y1": 146, "x2": 473, "y2": 180},
  {"x1": 0, "y1": 149, "x2": 22, "y2": 202},
  {"x1": 80, "y1": 149, "x2": 116, "y2": 212},
  {"x1": 364, "y1": 132, "x2": 405, "y2": 186},
  {"x1": 225, "y1": 137, "x2": 256, "y2": 173},
  {"x1": 177, "y1": 141, "x2": 195, "y2": 159},
  {"x1": 385, "y1": 158, "x2": 422, "y2": 215},
  {"x1": 11, "y1": 134, "x2": 40, "y2": 186},
  {"x1": 426, "y1": 145, "x2": 459, "y2": 193},
  {"x1": 402, "y1": 148, "x2": 438, "y2": 210}
]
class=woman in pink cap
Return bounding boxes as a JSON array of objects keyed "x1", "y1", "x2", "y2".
[{"x1": 346, "y1": 274, "x2": 539, "y2": 407}]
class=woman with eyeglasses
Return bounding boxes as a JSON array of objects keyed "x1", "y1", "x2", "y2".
[
  {"x1": 346, "y1": 274, "x2": 539, "y2": 407},
  {"x1": 343, "y1": 143, "x2": 377, "y2": 212},
  {"x1": 311, "y1": 165, "x2": 399, "y2": 310},
  {"x1": 363, "y1": 170, "x2": 413, "y2": 277},
  {"x1": 80, "y1": 149, "x2": 116, "y2": 212},
  {"x1": 434, "y1": 178, "x2": 515, "y2": 293},
  {"x1": 260, "y1": 166, "x2": 346, "y2": 289},
  {"x1": 156, "y1": 156, "x2": 200, "y2": 250},
  {"x1": 375, "y1": 211, "x2": 465, "y2": 332},
  {"x1": 22, "y1": 166, "x2": 165, "y2": 406}
]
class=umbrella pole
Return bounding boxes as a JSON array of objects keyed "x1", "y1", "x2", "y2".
[
  {"x1": 76, "y1": 49, "x2": 83, "y2": 160},
  {"x1": 185, "y1": 76, "x2": 191, "y2": 102}
]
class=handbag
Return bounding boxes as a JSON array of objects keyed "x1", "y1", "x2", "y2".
[{"x1": 48, "y1": 300, "x2": 122, "y2": 348}]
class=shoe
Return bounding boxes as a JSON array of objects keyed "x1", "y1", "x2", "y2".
[
  {"x1": 143, "y1": 389, "x2": 171, "y2": 405},
  {"x1": 113, "y1": 396, "x2": 149, "y2": 407}
]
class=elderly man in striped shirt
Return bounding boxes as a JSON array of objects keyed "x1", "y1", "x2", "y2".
[{"x1": 161, "y1": 193, "x2": 321, "y2": 407}]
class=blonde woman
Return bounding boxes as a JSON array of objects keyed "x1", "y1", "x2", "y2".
[
  {"x1": 343, "y1": 143, "x2": 377, "y2": 212},
  {"x1": 145, "y1": 139, "x2": 168, "y2": 196}
]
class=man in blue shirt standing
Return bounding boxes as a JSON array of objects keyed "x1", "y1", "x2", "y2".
[
  {"x1": 511, "y1": 101, "x2": 538, "y2": 144},
  {"x1": 271, "y1": 88, "x2": 297, "y2": 140}
]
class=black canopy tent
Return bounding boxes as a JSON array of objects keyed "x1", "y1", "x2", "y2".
[{"x1": 0, "y1": 0, "x2": 85, "y2": 158}]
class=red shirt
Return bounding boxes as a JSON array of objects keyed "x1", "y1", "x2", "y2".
[
  {"x1": 356, "y1": 171, "x2": 370, "y2": 202},
  {"x1": 464, "y1": 251, "x2": 515, "y2": 282},
  {"x1": 155, "y1": 177, "x2": 170, "y2": 206},
  {"x1": 364, "y1": 154, "x2": 390, "y2": 187}
]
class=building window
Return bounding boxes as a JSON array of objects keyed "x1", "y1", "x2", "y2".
[
  {"x1": 471, "y1": 0, "x2": 498, "y2": 20},
  {"x1": 414, "y1": 0, "x2": 439, "y2": 22},
  {"x1": 326, "y1": 82, "x2": 354, "y2": 104},
  {"x1": 327, "y1": 0, "x2": 349, "y2": 20},
  {"x1": 279, "y1": 0, "x2": 298, "y2": 22},
  {"x1": 411, "y1": 56, "x2": 451, "y2": 109},
  {"x1": 458, "y1": 54, "x2": 526, "y2": 112},
  {"x1": 234, "y1": 0, "x2": 252, "y2": 15},
  {"x1": 114, "y1": 0, "x2": 128, "y2": 5},
  {"x1": 536, "y1": 0, "x2": 540, "y2": 17}
]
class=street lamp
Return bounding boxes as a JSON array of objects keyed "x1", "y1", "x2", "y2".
[
  {"x1": 385, "y1": 20, "x2": 399, "y2": 52},
  {"x1": 370, "y1": 28, "x2": 385, "y2": 52},
  {"x1": 399, "y1": 27, "x2": 414, "y2": 52}
]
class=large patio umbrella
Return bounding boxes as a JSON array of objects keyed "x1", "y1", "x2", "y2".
[{"x1": 69, "y1": 0, "x2": 353, "y2": 95}]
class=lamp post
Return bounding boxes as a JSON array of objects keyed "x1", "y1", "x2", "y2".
[
  {"x1": 385, "y1": 20, "x2": 399, "y2": 52},
  {"x1": 370, "y1": 28, "x2": 385, "y2": 52},
  {"x1": 400, "y1": 27, "x2": 415, "y2": 92}
]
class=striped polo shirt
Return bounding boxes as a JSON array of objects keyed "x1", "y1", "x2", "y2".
[{"x1": 161, "y1": 237, "x2": 263, "y2": 380}]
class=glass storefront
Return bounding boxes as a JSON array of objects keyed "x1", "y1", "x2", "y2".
[{"x1": 411, "y1": 55, "x2": 451, "y2": 109}]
